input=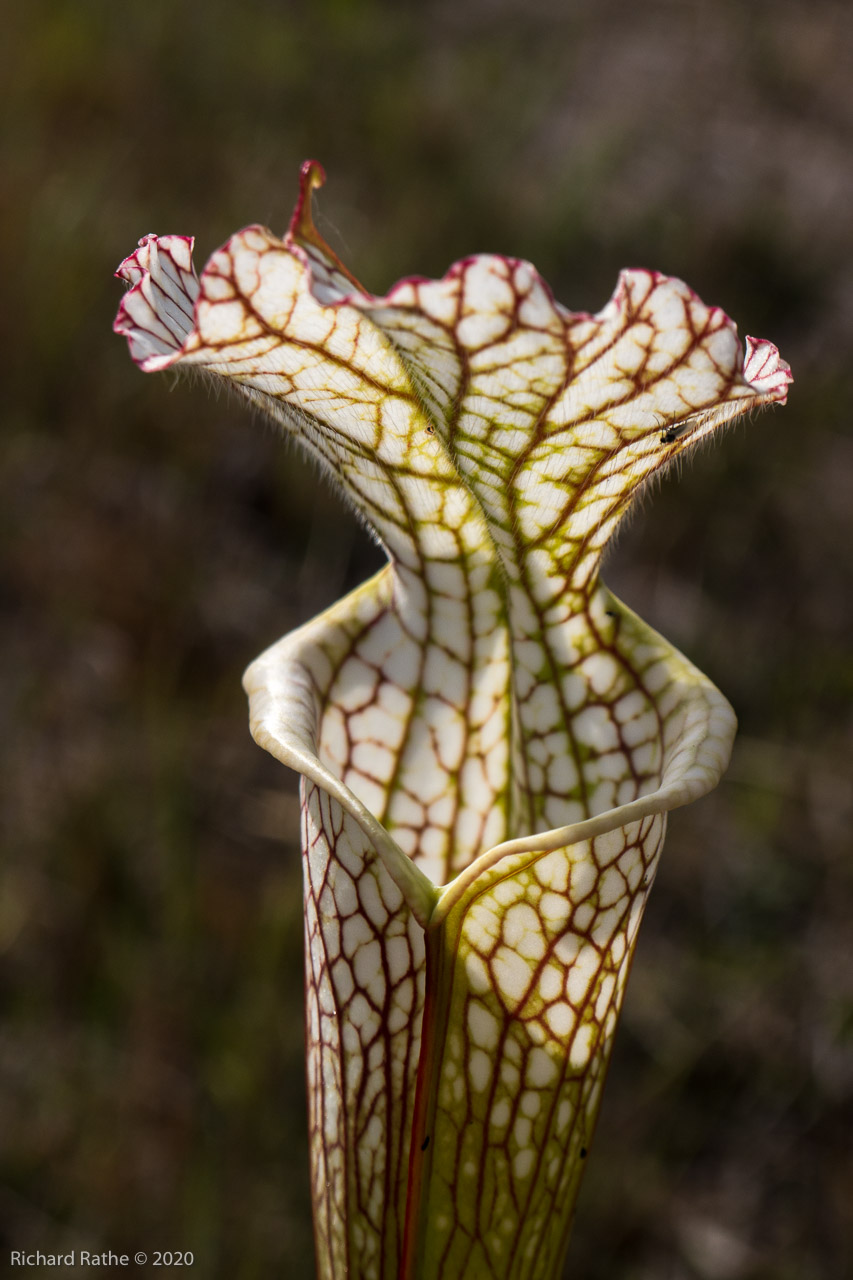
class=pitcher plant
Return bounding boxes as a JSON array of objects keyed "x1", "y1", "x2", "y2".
[{"x1": 114, "y1": 161, "x2": 791, "y2": 1280}]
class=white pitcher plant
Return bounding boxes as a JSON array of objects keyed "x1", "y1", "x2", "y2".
[{"x1": 114, "y1": 161, "x2": 791, "y2": 1280}]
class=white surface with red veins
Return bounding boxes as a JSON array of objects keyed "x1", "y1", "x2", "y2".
[
  {"x1": 115, "y1": 161, "x2": 792, "y2": 1280},
  {"x1": 114, "y1": 234, "x2": 199, "y2": 369}
]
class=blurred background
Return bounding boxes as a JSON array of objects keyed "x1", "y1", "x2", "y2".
[{"x1": 2, "y1": 1, "x2": 852, "y2": 1277}]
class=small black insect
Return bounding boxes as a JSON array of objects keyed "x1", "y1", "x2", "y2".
[
  {"x1": 421, "y1": 1135, "x2": 430, "y2": 1151},
  {"x1": 660, "y1": 422, "x2": 689, "y2": 444}
]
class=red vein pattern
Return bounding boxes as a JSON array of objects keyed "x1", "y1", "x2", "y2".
[{"x1": 114, "y1": 161, "x2": 791, "y2": 1280}]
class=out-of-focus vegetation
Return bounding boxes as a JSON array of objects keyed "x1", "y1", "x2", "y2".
[{"x1": 1, "y1": 1, "x2": 852, "y2": 1277}]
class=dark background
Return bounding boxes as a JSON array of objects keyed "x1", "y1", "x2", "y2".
[{"x1": 2, "y1": 2, "x2": 852, "y2": 1277}]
